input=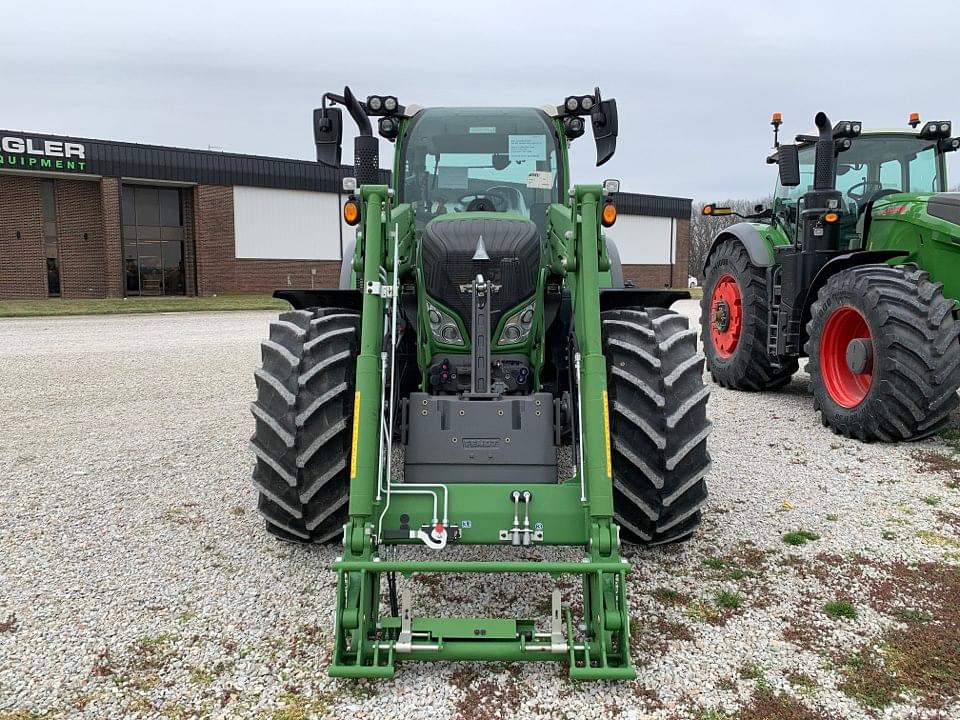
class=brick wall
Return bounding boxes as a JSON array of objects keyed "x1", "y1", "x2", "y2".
[
  {"x1": 0, "y1": 176, "x2": 690, "y2": 299},
  {"x1": 182, "y1": 187, "x2": 197, "y2": 296},
  {"x1": 0, "y1": 175, "x2": 45, "y2": 298},
  {"x1": 193, "y1": 184, "x2": 340, "y2": 295},
  {"x1": 100, "y1": 177, "x2": 123, "y2": 297},
  {"x1": 623, "y1": 217, "x2": 691, "y2": 289},
  {"x1": 194, "y1": 185, "x2": 236, "y2": 295},
  {"x1": 56, "y1": 179, "x2": 106, "y2": 298}
]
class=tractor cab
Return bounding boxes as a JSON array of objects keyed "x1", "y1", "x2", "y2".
[
  {"x1": 399, "y1": 106, "x2": 561, "y2": 234},
  {"x1": 772, "y1": 129, "x2": 950, "y2": 250}
]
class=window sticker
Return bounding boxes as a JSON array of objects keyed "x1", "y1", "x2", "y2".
[
  {"x1": 508, "y1": 135, "x2": 546, "y2": 162},
  {"x1": 526, "y1": 171, "x2": 554, "y2": 189},
  {"x1": 438, "y1": 166, "x2": 469, "y2": 190}
]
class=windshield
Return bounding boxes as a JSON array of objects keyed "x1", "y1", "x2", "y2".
[
  {"x1": 775, "y1": 134, "x2": 944, "y2": 206},
  {"x1": 399, "y1": 107, "x2": 560, "y2": 229}
]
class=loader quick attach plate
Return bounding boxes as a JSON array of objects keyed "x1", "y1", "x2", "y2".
[
  {"x1": 404, "y1": 392, "x2": 557, "y2": 484},
  {"x1": 328, "y1": 557, "x2": 636, "y2": 680}
]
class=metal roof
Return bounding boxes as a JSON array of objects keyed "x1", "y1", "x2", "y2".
[
  {"x1": 0, "y1": 128, "x2": 690, "y2": 218},
  {"x1": 612, "y1": 192, "x2": 691, "y2": 219}
]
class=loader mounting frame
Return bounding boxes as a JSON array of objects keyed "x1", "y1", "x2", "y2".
[{"x1": 329, "y1": 184, "x2": 635, "y2": 680}]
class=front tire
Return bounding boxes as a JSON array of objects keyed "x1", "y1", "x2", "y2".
[
  {"x1": 250, "y1": 307, "x2": 360, "y2": 542},
  {"x1": 806, "y1": 265, "x2": 960, "y2": 441},
  {"x1": 701, "y1": 240, "x2": 798, "y2": 389},
  {"x1": 602, "y1": 307, "x2": 712, "y2": 545}
]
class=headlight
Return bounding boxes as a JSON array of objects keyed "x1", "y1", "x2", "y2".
[
  {"x1": 427, "y1": 302, "x2": 464, "y2": 346},
  {"x1": 497, "y1": 302, "x2": 535, "y2": 346}
]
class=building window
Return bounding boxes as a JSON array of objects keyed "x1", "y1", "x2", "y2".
[
  {"x1": 39, "y1": 181, "x2": 61, "y2": 297},
  {"x1": 121, "y1": 185, "x2": 186, "y2": 296}
]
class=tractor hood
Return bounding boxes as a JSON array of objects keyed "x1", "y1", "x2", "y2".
[
  {"x1": 928, "y1": 192, "x2": 960, "y2": 225},
  {"x1": 870, "y1": 192, "x2": 960, "y2": 226},
  {"x1": 420, "y1": 213, "x2": 540, "y2": 335}
]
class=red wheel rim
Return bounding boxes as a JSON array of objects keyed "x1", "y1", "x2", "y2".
[
  {"x1": 819, "y1": 305, "x2": 873, "y2": 408},
  {"x1": 709, "y1": 274, "x2": 742, "y2": 359}
]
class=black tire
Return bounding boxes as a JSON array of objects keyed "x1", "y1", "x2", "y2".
[
  {"x1": 701, "y1": 240, "x2": 798, "y2": 389},
  {"x1": 250, "y1": 307, "x2": 360, "y2": 542},
  {"x1": 602, "y1": 307, "x2": 712, "y2": 545},
  {"x1": 806, "y1": 265, "x2": 960, "y2": 442}
]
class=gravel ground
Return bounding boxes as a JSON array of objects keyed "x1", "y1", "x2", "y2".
[{"x1": 1, "y1": 301, "x2": 959, "y2": 719}]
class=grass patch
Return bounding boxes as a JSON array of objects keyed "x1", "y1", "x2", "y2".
[
  {"x1": 922, "y1": 495, "x2": 942, "y2": 506},
  {"x1": 739, "y1": 686, "x2": 834, "y2": 720},
  {"x1": 189, "y1": 667, "x2": 216, "y2": 685},
  {"x1": 650, "y1": 587, "x2": 687, "y2": 606},
  {"x1": 894, "y1": 607, "x2": 933, "y2": 624},
  {"x1": 839, "y1": 561, "x2": 960, "y2": 710},
  {"x1": 938, "y1": 426, "x2": 960, "y2": 452},
  {"x1": 784, "y1": 670, "x2": 818, "y2": 690},
  {"x1": 823, "y1": 601, "x2": 857, "y2": 620},
  {"x1": 715, "y1": 590, "x2": 743, "y2": 610},
  {"x1": 782, "y1": 529, "x2": 820, "y2": 546},
  {"x1": 267, "y1": 691, "x2": 333, "y2": 720},
  {"x1": 914, "y1": 450, "x2": 960, "y2": 484},
  {"x1": 726, "y1": 566, "x2": 756, "y2": 581},
  {"x1": 686, "y1": 600, "x2": 722, "y2": 624},
  {"x1": 697, "y1": 710, "x2": 733, "y2": 720},
  {"x1": 738, "y1": 661, "x2": 765, "y2": 681},
  {"x1": 915, "y1": 530, "x2": 960, "y2": 547},
  {"x1": 0, "y1": 294, "x2": 287, "y2": 318},
  {"x1": 702, "y1": 557, "x2": 726, "y2": 570},
  {"x1": 825, "y1": 514, "x2": 839, "y2": 522}
]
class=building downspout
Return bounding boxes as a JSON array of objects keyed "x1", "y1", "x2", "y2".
[{"x1": 668, "y1": 217, "x2": 675, "y2": 288}]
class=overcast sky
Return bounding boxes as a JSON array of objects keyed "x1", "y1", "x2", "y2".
[{"x1": 3, "y1": 1, "x2": 958, "y2": 201}]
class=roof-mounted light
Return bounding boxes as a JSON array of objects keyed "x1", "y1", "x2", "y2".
[
  {"x1": 920, "y1": 120, "x2": 952, "y2": 140},
  {"x1": 832, "y1": 120, "x2": 862, "y2": 140},
  {"x1": 365, "y1": 95, "x2": 402, "y2": 116}
]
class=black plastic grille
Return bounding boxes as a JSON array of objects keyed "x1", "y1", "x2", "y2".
[{"x1": 421, "y1": 217, "x2": 540, "y2": 336}]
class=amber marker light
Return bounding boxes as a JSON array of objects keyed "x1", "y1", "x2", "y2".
[
  {"x1": 343, "y1": 199, "x2": 360, "y2": 226},
  {"x1": 601, "y1": 202, "x2": 617, "y2": 227}
]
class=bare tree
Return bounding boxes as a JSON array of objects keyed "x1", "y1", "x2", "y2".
[{"x1": 688, "y1": 197, "x2": 772, "y2": 283}]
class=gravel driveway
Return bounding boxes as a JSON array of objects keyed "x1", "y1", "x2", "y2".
[{"x1": 1, "y1": 301, "x2": 959, "y2": 719}]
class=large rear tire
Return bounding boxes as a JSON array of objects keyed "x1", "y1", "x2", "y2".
[
  {"x1": 602, "y1": 307, "x2": 712, "y2": 545},
  {"x1": 806, "y1": 265, "x2": 960, "y2": 442},
  {"x1": 701, "y1": 240, "x2": 798, "y2": 389},
  {"x1": 250, "y1": 307, "x2": 360, "y2": 542}
]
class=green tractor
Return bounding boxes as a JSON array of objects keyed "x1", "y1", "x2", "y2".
[
  {"x1": 701, "y1": 111, "x2": 960, "y2": 441},
  {"x1": 249, "y1": 86, "x2": 712, "y2": 678}
]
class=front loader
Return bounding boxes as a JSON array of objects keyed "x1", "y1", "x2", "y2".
[
  {"x1": 248, "y1": 87, "x2": 712, "y2": 678},
  {"x1": 702, "y1": 111, "x2": 960, "y2": 441}
]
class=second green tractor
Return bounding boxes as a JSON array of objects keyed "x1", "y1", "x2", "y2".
[{"x1": 702, "y1": 112, "x2": 960, "y2": 441}]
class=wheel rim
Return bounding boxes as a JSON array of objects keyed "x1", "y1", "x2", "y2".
[
  {"x1": 709, "y1": 274, "x2": 742, "y2": 358},
  {"x1": 819, "y1": 305, "x2": 874, "y2": 408}
]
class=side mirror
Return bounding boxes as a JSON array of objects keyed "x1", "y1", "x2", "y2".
[
  {"x1": 592, "y1": 98, "x2": 618, "y2": 167},
  {"x1": 314, "y1": 107, "x2": 343, "y2": 167},
  {"x1": 777, "y1": 144, "x2": 801, "y2": 187}
]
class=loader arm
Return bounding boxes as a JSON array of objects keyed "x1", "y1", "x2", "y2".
[{"x1": 330, "y1": 181, "x2": 634, "y2": 680}]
